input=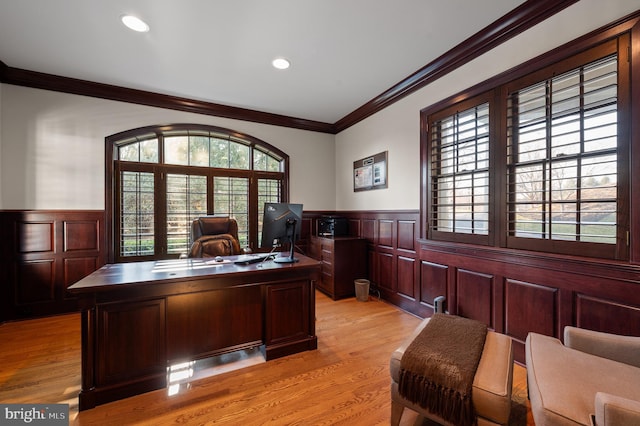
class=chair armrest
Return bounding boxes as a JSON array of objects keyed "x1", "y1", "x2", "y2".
[
  {"x1": 594, "y1": 392, "x2": 640, "y2": 426},
  {"x1": 564, "y1": 326, "x2": 640, "y2": 368}
]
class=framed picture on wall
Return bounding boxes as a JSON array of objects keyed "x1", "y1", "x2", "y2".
[{"x1": 353, "y1": 151, "x2": 387, "y2": 192}]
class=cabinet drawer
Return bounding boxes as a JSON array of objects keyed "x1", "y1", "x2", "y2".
[
  {"x1": 321, "y1": 260, "x2": 333, "y2": 277},
  {"x1": 320, "y1": 247, "x2": 333, "y2": 262},
  {"x1": 321, "y1": 269, "x2": 333, "y2": 282},
  {"x1": 317, "y1": 273, "x2": 333, "y2": 293},
  {"x1": 310, "y1": 235, "x2": 366, "y2": 300}
]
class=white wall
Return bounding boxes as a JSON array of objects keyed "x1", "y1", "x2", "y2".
[
  {"x1": 335, "y1": 0, "x2": 640, "y2": 211},
  {"x1": 3, "y1": 0, "x2": 640, "y2": 213},
  {"x1": 0, "y1": 85, "x2": 335, "y2": 211}
]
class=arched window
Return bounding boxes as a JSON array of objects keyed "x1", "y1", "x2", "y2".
[{"x1": 105, "y1": 124, "x2": 289, "y2": 262}]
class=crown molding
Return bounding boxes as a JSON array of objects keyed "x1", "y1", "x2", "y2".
[
  {"x1": 333, "y1": 0, "x2": 579, "y2": 133},
  {"x1": 0, "y1": 1, "x2": 578, "y2": 135},
  {"x1": 0, "y1": 66, "x2": 337, "y2": 134},
  {"x1": 0, "y1": 60, "x2": 7, "y2": 78}
]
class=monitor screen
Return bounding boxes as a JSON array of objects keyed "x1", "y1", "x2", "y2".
[{"x1": 260, "y1": 202, "x2": 303, "y2": 263}]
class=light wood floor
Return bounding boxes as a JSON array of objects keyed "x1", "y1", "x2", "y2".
[{"x1": 0, "y1": 291, "x2": 533, "y2": 425}]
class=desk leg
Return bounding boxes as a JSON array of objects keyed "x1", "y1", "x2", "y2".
[
  {"x1": 78, "y1": 299, "x2": 167, "y2": 410},
  {"x1": 263, "y1": 279, "x2": 318, "y2": 360},
  {"x1": 78, "y1": 308, "x2": 96, "y2": 411},
  {"x1": 310, "y1": 279, "x2": 317, "y2": 335}
]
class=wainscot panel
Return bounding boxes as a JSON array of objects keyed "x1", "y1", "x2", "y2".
[
  {"x1": 418, "y1": 239, "x2": 640, "y2": 364},
  {"x1": 397, "y1": 256, "x2": 416, "y2": 299},
  {"x1": 456, "y1": 269, "x2": 494, "y2": 328},
  {"x1": 0, "y1": 210, "x2": 106, "y2": 322},
  {"x1": 420, "y1": 261, "x2": 448, "y2": 307},
  {"x1": 504, "y1": 279, "x2": 558, "y2": 363}
]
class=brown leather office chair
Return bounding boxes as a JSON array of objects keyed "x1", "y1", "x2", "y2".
[{"x1": 188, "y1": 216, "x2": 242, "y2": 258}]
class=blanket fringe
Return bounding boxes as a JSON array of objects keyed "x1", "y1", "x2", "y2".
[{"x1": 399, "y1": 369, "x2": 477, "y2": 426}]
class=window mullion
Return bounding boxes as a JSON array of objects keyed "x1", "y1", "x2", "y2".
[
  {"x1": 158, "y1": 132, "x2": 164, "y2": 164},
  {"x1": 577, "y1": 67, "x2": 585, "y2": 241},
  {"x1": 249, "y1": 175, "x2": 259, "y2": 250},
  {"x1": 155, "y1": 170, "x2": 166, "y2": 256},
  {"x1": 545, "y1": 80, "x2": 552, "y2": 240},
  {"x1": 453, "y1": 114, "x2": 459, "y2": 232},
  {"x1": 508, "y1": 93, "x2": 518, "y2": 239},
  {"x1": 207, "y1": 174, "x2": 214, "y2": 214},
  {"x1": 473, "y1": 107, "x2": 480, "y2": 234}
]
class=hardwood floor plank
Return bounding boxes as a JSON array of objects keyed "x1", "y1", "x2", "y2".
[{"x1": 0, "y1": 291, "x2": 532, "y2": 425}]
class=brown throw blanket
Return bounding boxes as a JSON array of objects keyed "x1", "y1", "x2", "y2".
[{"x1": 398, "y1": 314, "x2": 487, "y2": 426}]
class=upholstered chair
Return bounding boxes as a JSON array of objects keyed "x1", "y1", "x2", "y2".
[
  {"x1": 187, "y1": 216, "x2": 242, "y2": 258},
  {"x1": 526, "y1": 327, "x2": 640, "y2": 425}
]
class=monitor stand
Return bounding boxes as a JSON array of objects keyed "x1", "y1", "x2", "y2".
[
  {"x1": 274, "y1": 220, "x2": 299, "y2": 263},
  {"x1": 274, "y1": 254, "x2": 299, "y2": 264}
]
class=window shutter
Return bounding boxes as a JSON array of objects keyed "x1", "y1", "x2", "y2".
[
  {"x1": 430, "y1": 102, "x2": 490, "y2": 238},
  {"x1": 507, "y1": 55, "x2": 618, "y2": 245}
]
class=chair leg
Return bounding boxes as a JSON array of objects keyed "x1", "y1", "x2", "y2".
[{"x1": 391, "y1": 400, "x2": 404, "y2": 426}]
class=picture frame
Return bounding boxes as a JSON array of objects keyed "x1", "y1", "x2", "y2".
[{"x1": 353, "y1": 151, "x2": 387, "y2": 192}]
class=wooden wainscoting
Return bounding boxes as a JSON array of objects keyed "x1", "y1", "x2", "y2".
[
  {"x1": 0, "y1": 210, "x2": 106, "y2": 322},
  {"x1": 417, "y1": 239, "x2": 640, "y2": 364},
  {"x1": 303, "y1": 211, "x2": 640, "y2": 365},
  {"x1": 303, "y1": 210, "x2": 429, "y2": 316},
  {"x1": 7, "y1": 209, "x2": 639, "y2": 367}
]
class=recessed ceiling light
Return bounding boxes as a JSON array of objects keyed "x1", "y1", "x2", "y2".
[
  {"x1": 272, "y1": 58, "x2": 291, "y2": 70},
  {"x1": 121, "y1": 15, "x2": 150, "y2": 32}
]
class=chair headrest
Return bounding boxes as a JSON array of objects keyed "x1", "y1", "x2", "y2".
[{"x1": 197, "y1": 217, "x2": 233, "y2": 235}]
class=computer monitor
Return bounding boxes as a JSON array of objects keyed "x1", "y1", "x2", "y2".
[{"x1": 260, "y1": 202, "x2": 303, "y2": 263}]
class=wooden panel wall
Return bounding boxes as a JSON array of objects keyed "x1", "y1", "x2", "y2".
[
  {"x1": 417, "y1": 240, "x2": 640, "y2": 364},
  {"x1": 6, "y1": 209, "x2": 640, "y2": 365},
  {"x1": 303, "y1": 210, "x2": 427, "y2": 316},
  {"x1": 0, "y1": 210, "x2": 106, "y2": 322},
  {"x1": 304, "y1": 210, "x2": 640, "y2": 364}
]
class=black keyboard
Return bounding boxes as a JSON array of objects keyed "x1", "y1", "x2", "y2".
[{"x1": 233, "y1": 254, "x2": 274, "y2": 265}]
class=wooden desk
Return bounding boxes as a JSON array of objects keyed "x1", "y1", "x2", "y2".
[{"x1": 68, "y1": 254, "x2": 320, "y2": 410}]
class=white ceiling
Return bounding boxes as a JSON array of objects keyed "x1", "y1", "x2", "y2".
[{"x1": 0, "y1": 0, "x2": 525, "y2": 124}]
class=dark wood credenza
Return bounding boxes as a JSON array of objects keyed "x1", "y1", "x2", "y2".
[
  {"x1": 309, "y1": 236, "x2": 367, "y2": 299},
  {"x1": 68, "y1": 254, "x2": 320, "y2": 410}
]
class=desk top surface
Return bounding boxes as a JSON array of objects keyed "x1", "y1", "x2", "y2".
[{"x1": 68, "y1": 253, "x2": 320, "y2": 293}]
